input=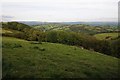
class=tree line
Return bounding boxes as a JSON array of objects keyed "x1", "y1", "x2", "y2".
[{"x1": 2, "y1": 22, "x2": 120, "y2": 58}]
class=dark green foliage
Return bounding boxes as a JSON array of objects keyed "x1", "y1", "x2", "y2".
[
  {"x1": 46, "y1": 31, "x2": 58, "y2": 43},
  {"x1": 2, "y1": 22, "x2": 30, "y2": 31},
  {"x1": 110, "y1": 38, "x2": 120, "y2": 57}
]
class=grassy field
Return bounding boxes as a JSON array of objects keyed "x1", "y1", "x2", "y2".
[
  {"x1": 94, "y1": 33, "x2": 118, "y2": 40},
  {"x1": 0, "y1": 28, "x2": 22, "y2": 34},
  {"x1": 2, "y1": 37, "x2": 119, "y2": 78}
]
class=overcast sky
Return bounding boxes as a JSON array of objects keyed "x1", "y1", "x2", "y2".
[{"x1": 1, "y1": 0, "x2": 119, "y2": 22}]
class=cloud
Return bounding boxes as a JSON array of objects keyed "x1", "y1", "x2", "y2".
[
  {"x1": 1, "y1": 0, "x2": 119, "y2": 22},
  {"x1": 2, "y1": 15, "x2": 14, "y2": 18},
  {"x1": 2, "y1": 15, "x2": 14, "y2": 22}
]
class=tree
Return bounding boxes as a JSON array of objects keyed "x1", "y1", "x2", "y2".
[{"x1": 46, "y1": 31, "x2": 58, "y2": 43}]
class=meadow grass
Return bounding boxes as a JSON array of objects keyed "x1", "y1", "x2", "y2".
[{"x1": 2, "y1": 37, "x2": 119, "y2": 78}]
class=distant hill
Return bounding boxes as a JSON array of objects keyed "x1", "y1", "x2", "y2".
[
  {"x1": 62, "y1": 22, "x2": 118, "y2": 26},
  {"x1": 33, "y1": 23, "x2": 118, "y2": 35},
  {"x1": 18, "y1": 21, "x2": 47, "y2": 26},
  {"x1": 18, "y1": 21, "x2": 118, "y2": 26}
]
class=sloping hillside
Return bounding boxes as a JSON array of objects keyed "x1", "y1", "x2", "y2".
[
  {"x1": 0, "y1": 28, "x2": 22, "y2": 34},
  {"x1": 2, "y1": 37, "x2": 119, "y2": 78},
  {"x1": 94, "y1": 33, "x2": 118, "y2": 40}
]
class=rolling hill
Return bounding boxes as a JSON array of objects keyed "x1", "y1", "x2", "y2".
[
  {"x1": 33, "y1": 24, "x2": 118, "y2": 35},
  {"x1": 2, "y1": 37, "x2": 119, "y2": 78},
  {"x1": 19, "y1": 21, "x2": 118, "y2": 26}
]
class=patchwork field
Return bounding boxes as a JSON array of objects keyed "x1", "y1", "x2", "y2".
[
  {"x1": 94, "y1": 33, "x2": 118, "y2": 40},
  {"x1": 2, "y1": 37, "x2": 119, "y2": 78}
]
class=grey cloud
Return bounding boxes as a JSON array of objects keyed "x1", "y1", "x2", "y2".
[
  {"x1": 2, "y1": 15, "x2": 14, "y2": 21},
  {"x1": 2, "y1": 15, "x2": 14, "y2": 18}
]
